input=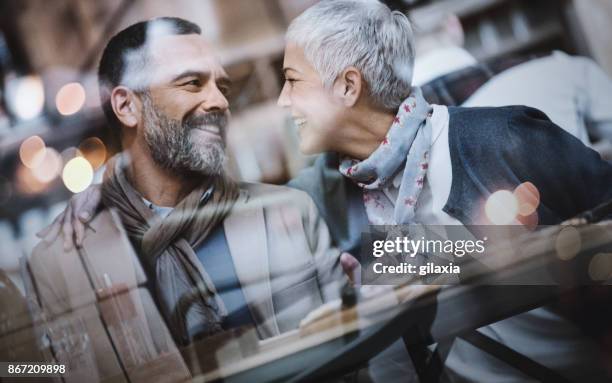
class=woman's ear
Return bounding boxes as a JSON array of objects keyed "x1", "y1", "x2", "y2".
[
  {"x1": 333, "y1": 66, "x2": 363, "y2": 107},
  {"x1": 110, "y1": 86, "x2": 141, "y2": 129}
]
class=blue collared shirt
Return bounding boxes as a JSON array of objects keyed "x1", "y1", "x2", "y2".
[{"x1": 142, "y1": 191, "x2": 254, "y2": 330}]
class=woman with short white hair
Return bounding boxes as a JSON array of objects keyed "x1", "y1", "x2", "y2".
[
  {"x1": 280, "y1": 0, "x2": 448, "y2": 229},
  {"x1": 286, "y1": 0, "x2": 416, "y2": 112}
]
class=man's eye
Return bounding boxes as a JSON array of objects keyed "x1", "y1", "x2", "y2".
[
  {"x1": 286, "y1": 79, "x2": 297, "y2": 85},
  {"x1": 182, "y1": 79, "x2": 201, "y2": 87},
  {"x1": 219, "y1": 86, "x2": 231, "y2": 96}
]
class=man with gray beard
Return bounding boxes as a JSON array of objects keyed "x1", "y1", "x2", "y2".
[
  {"x1": 29, "y1": 17, "x2": 344, "y2": 366},
  {"x1": 140, "y1": 91, "x2": 227, "y2": 175}
]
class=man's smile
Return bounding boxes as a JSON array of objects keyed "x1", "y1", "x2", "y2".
[{"x1": 193, "y1": 124, "x2": 222, "y2": 138}]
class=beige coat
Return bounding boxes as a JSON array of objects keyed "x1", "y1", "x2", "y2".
[{"x1": 25, "y1": 182, "x2": 343, "y2": 382}]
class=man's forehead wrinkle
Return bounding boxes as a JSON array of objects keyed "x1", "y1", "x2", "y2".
[
  {"x1": 149, "y1": 34, "x2": 211, "y2": 59},
  {"x1": 151, "y1": 35, "x2": 226, "y2": 77},
  {"x1": 156, "y1": 61, "x2": 227, "y2": 84}
]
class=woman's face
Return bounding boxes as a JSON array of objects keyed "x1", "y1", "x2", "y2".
[{"x1": 277, "y1": 43, "x2": 346, "y2": 155}]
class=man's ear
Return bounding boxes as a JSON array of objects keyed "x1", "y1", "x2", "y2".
[
  {"x1": 333, "y1": 67, "x2": 362, "y2": 107},
  {"x1": 110, "y1": 86, "x2": 141, "y2": 128}
]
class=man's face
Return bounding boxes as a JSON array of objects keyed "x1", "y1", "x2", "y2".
[
  {"x1": 138, "y1": 34, "x2": 231, "y2": 175},
  {"x1": 277, "y1": 43, "x2": 345, "y2": 154}
]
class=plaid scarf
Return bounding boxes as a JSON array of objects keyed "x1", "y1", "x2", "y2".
[{"x1": 102, "y1": 155, "x2": 239, "y2": 345}]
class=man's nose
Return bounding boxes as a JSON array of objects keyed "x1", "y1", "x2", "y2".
[
  {"x1": 200, "y1": 83, "x2": 229, "y2": 112},
  {"x1": 277, "y1": 82, "x2": 291, "y2": 108}
]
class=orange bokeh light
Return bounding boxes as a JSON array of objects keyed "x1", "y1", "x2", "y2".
[
  {"x1": 31, "y1": 148, "x2": 62, "y2": 183},
  {"x1": 19, "y1": 135, "x2": 46, "y2": 169},
  {"x1": 78, "y1": 137, "x2": 107, "y2": 170},
  {"x1": 514, "y1": 182, "x2": 540, "y2": 216},
  {"x1": 56, "y1": 82, "x2": 86, "y2": 116},
  {"x1": 16, "y1": 165, "x2": 48, "y2": 195}
]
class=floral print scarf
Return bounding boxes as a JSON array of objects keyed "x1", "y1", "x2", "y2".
[{"x1": 339, "y1": 87, "x2": 432, "y2": 224}]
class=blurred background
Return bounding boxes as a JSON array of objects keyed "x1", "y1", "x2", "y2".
[{"x1": 1, "y1": 0, "x2": 612, "y2": 294}]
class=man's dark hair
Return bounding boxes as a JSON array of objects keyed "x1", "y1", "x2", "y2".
[{"x1": 98, "y1": 17, "x2": 201, "y2": 142}]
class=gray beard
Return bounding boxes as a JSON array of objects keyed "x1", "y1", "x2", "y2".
[{"x1": 141, "y1": 95, "x2": 226, "y2": 175}]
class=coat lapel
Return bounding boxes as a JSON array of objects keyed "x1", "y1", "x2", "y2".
[
  {"x1": 223, "y1": 188, "x2": 280, "y2": 338},
  {"x1": 289, "y1": 153, "x2": 368, "y2": 254}
]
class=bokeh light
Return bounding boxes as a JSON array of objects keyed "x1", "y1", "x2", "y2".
[
  {"x1": 514, "y1": 182, "x2": 540, "y2": 216},
  {"x1": 15, "y1": 165, "x2": 47, "y2": 194},
  {"x1": 78, "y1": 137, "x2": 107, "y2": 170},
  {"x1": 55, "y1": 82, "x2": 86, "y2": 116},
  {"x1": 62, "y1": 157, "x2": 94, "y2": 193},
  {"x1": 31, "y1": 148, "x2": 62, "y2": 183},
  {"x1": 19, "y1": 135, "x2": 46, "y2": 169},
  {"x1": 555, "y1": 226, "x2": 582, "y2": 261},
  {"x1": 517, "y1": 210, "x2": 539, "y2": 230},
  {"x1": 7, "y1": 75, "x2": 45, "y2": 120},
  {"x1": 60, "y1": 146, "x2": 81, "y2": 164},
  {"x1": 485, "y1": 190, "x2": 518, "y2": 225},
  {"x1": 588, "y1": 253, "x2": 612, "y2": 281}
]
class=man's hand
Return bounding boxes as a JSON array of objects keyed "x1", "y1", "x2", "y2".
[
  {"x1": 36, "y1": 184, "x2": 102, "y2": 251},
  {"x1": 340, "y1": 252, "x2": 361, "y2": 286}
]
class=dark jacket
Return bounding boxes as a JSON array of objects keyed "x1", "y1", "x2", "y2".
[{"x1": 289, "y1": 105, "x2": 612, "y2": 254}]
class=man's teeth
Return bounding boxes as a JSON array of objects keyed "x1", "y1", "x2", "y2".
[
  {"x1": 294, "y1": 119, "x2": 307, "y2": 127},
  {"x1": 200, "y1": 125, "x2": 220, "y2": 134}
]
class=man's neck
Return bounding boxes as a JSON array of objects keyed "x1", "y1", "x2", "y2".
[
  {"x1": 127, "y1": 147, "x2": 200, "y2": 208},
  {"x1": 335, "y1": 107, "x2": 395, "y2": 160}
]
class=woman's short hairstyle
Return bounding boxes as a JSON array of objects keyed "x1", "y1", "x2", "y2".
[{"x1": 286, "y1": 0, "x2": 415, "y2": 111}]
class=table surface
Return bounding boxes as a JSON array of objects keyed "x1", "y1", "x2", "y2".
[{"x1": 193, "y1": 223, "x2": 612, "y2": 382}]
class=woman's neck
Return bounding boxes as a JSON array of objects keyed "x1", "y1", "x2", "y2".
[{"x1": 334, "y1": 107, "x2": 396, "y2": 160}]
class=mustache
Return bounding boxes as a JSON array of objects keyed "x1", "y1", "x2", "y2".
[{"x1": 184, "y1": 111, "x2": 228, "y2": 131}]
